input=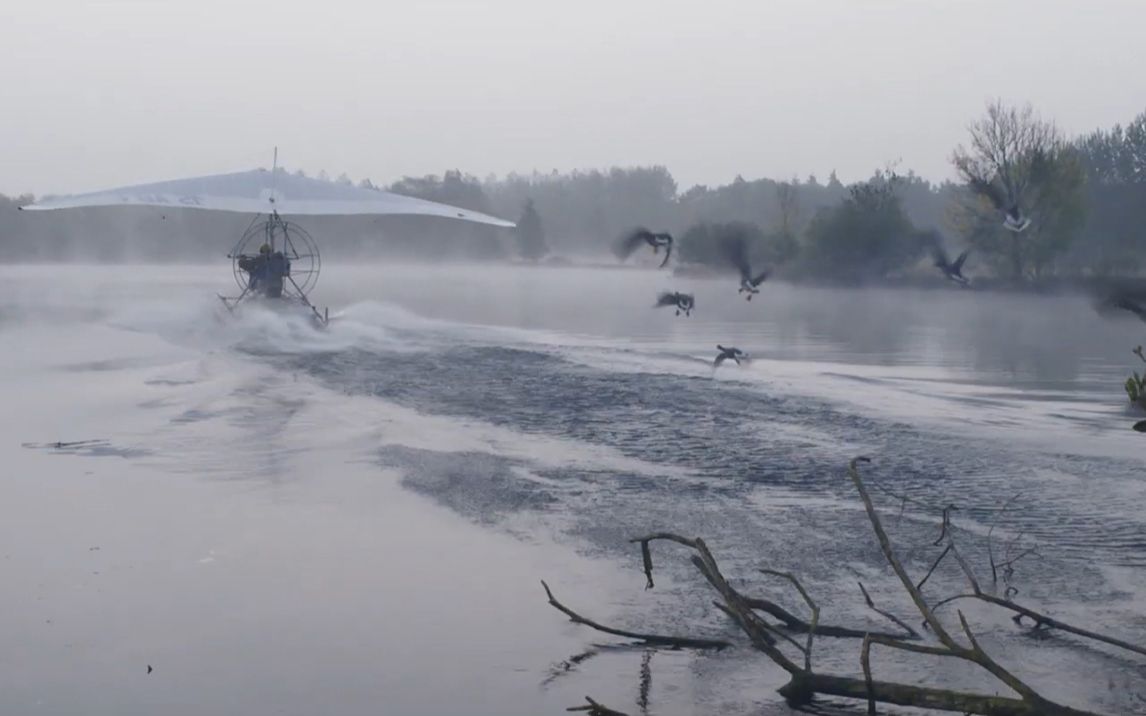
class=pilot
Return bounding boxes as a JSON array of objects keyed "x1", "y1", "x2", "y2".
[
  {"x1": 238, "y1": 243, "x2": 272, "y2": 292},
  {"x1": 264, "y1": 249, "x2": 290, "y2": 298}
]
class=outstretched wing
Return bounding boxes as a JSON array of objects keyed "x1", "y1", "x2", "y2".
[
  {"x1": 968, "y1": 177, "x2": 1008, "y2": 212},
  {"x1": 1003, "y1": 214, "x2": 1031, "y2": 233},
  {"x1": 714, "y1": 353, "x2": 727, "y2": 367},
  {"x1": 1095, "y1": 291, "x2": 1146, "y2": 323},
  {"x1": 1114, "y1": 296, "x2": 1146, "y2": 323},
  {"x1": 931, "y1": 244, "x2": 950, "y2": 269},
  {"x1": 749, "y1": 270, "x2": 769, "y2": 287},
  {"x1": 951, "y1": 249, "x2": 971, "y2": 274},
  {"x1": 719, "y1": 233, "x2": 752, "y2": 281},
  {"x1": 654, "y1": 291, "x2": 678, "y2": 308},
  {"x1": 615, "y1": 227, "x2": 653, "y2": 260},
  {"x1": 658, "y1": 240, "x2": 673, "y2": 268}
]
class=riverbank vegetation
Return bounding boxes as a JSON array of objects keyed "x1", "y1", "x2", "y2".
[{"x1": 2, "y1": 100, "x2": 1144, "y2": 285}]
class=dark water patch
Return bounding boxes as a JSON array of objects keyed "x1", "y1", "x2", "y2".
[
  {"x1": 379, "y1": 446, "x2": 558, "y2": 522},
  {"x1": 283, "y1": 343, "x2": 1146, "y2": 570},
  {"x1": 294, "y1": 346, "x2": 870, "y2": 489}
]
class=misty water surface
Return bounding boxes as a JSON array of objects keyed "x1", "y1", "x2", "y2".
[{"x1": 1, "y1": 264, "x2": 1144, "y2": 716}]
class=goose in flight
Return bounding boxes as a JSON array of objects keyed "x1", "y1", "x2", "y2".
[
  {"x1": 721, "y1": 232, "x2": 768, "y2": 300},
  {"x1": 1096, "y1": 292, "x2": 1146, "y2": 323},
  {"x1": 655, "y1": 291, "x2": 694, "y2": 316},
  {"x1": 933, "y1": 246, "x2": 971, "y2": 286},
  {"x1": 616, "y1": 228, "x2": 674, "y2": 268},
  {"x1": 714, "y1": 345, "x2": 747, "y2": 367},
  {"x1": 969, "y1": 177, "x2": 1031, "y2": 233}
]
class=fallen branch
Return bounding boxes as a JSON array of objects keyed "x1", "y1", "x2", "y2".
[
  {"x1": 741, "y1": 590, "x2": 916, "y2": 640},
  {"x1": 760, "y1": 569, "x2": 819, "y2": 671},
  {"x1": 634, "y1": 533, "x2": 916, "y2": 641},
  {"x1": 932, "y1": 504, "x2": 959, "y2": 546},
  {"x1": 540, "y1": 580, "x2": 732, "y2": 650},
  {"x1": 630, "y1": 533, "x2": 700, "y2": 590},
  {"x1": 916, "y1": 544, "x2": 952, "y2": 593},
  {"x1": 712, "y1": 599, "x2": 807, "y2": 653},
  {"x1": 987, "y1": 493, "x2": 1024, "y2": 584},
  {"x1": 544, "y1": 457, "x2": 1131, "y2": 715},
  {"x1": 930, "y1": 592, "x2": 1146, "y2": 658},
  {"x1": 637, "y1": 527, "x2": 1101, "y2": 714},
  {"x1": 847, "y1": 458, "x2": 1042, "y2": 703},
  {"x1": 857, "y1": 581, "x2": 920, "y2": 638}
]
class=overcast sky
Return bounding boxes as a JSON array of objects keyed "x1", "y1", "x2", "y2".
[{"x1": 3, "y1": 0, "x2": 1143, "y2": 197}]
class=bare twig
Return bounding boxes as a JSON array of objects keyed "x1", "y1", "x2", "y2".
[
  {"x1": 916, "y1": 544, "x2": 952, "y2": 593},
  {"x1": 540, "y1": 580, "x2": 732, "y2": 650},
  {"x1": 932, "y1": 504, "x2": 959, "y2": 546},
  {"x1": 848, "y1": 458, "x2": 1043, "y2": 703},
  {"x1": 947, "y1": 540, "x2": 982, "y2": 595},
  {"x1": 858, "y1": 581, "x2": 920, "y2": 639},
  {"x1": 987, "y1": 494, "x2": 1024, "y2": 583},
  {"x1": 630, "y1": 533, "x2": 701, "y2": 590},
  {"x1": 847, "y1": 459, "x2": 957, "y2": 642},
  {"x1": 930, "y1": 592, "x2": 1146, "y2": 658},
  {"x1": 760, "y1": 569, "x2": 820, "y2": 671}
]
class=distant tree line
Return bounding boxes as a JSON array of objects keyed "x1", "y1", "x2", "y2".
[{"x1": 1, "y1": 101, "x2": 1143, "y2": 284}]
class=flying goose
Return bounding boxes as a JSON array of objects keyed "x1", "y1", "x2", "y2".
[
  {"x1": 655, "y1": 291, "x2": 694, "y2": 316},
  {"x1": 616, "y1": 227, "x2": 674, "y2": 268},
  {"x1": 721, "y1": 233, "x2": 768, "y2": 300},
  {"x1": 933, "y1": 246, "x2": 971, "y2": 286},
  {"x1": 714, "y1": 345, "x2": 747, "y2": 367}
]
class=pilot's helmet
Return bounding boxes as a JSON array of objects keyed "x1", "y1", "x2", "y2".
[{"x1": 259, "y1": 243, "x2": 271, "y2": 254}]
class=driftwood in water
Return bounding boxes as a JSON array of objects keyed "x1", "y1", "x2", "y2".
[
  {"x1": 541, "y1": 580, "x2": 732, "y2": 651},
  {"x1": 632, "y1": 534, "x2": 918, "y2": 641},
  {"x1": 544, "y1": 457, "x2": 1140, "y2": 716}
]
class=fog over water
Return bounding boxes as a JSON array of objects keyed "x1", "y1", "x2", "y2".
[{"x1": 1, "y1": 263, "x2": 1144, "y2": 715}]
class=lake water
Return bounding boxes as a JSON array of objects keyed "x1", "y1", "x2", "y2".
[{"x1": 1, "y1": 263, "x2": 1144, "y2": 715}]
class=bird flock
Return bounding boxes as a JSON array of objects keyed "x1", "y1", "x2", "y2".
[
  {"x1": 610, "y1": 193, "x2": 1146, "y2": 379},
  {"x1": 614, "y1": 226, "x2": 762, "y2": 369},
  {"x1": 614, "y1": 185, "x2": 1036, "y2": 314},
  {"x1": 613, "y1": 197, "x2": 1146, "y2": 436}
]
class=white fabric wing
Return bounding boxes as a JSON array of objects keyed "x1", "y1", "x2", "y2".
[{"x1": 21, "y1": 168, "x2": 516, "y2": 227}]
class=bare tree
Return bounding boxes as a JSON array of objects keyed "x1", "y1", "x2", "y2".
[{"x1": 951, "y1": 100, "x2": 1084, "y2": 279}]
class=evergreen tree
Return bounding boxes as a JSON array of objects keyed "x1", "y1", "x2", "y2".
[{"x1": 515, "y1": 199, "x2": 548, "y2": 261}]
